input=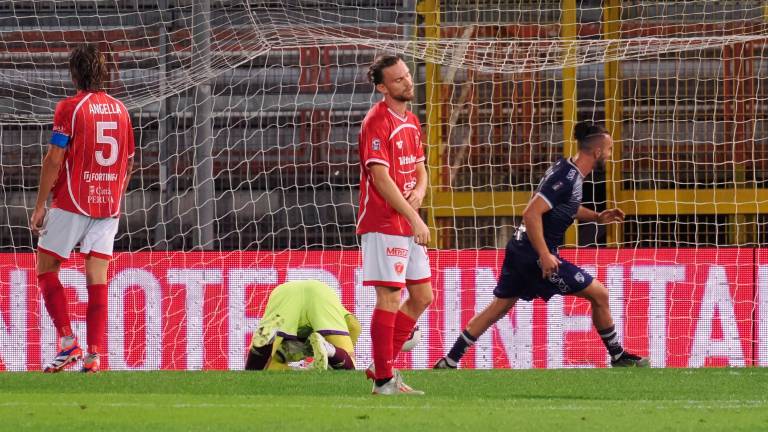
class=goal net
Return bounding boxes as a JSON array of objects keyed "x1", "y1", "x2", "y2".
[{"x1": 1, "y1": 0, "x2": 767, "y2": 370}]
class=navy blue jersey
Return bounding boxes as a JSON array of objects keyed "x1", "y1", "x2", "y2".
[
  {"x1": 492, "y1": 157, "x2": 590, "y2": 302},
  {"x1": 532, "y1": 157, "x2": 584, "y2": 249}
]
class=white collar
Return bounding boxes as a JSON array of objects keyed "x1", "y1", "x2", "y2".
[{"x1": 387, "y1": 107, "x2": 408, "y2": 122}]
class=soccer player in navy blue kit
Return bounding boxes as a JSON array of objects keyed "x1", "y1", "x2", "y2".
[{"x1": 435, "y1": 121, "x2": 649, "y2": 369}]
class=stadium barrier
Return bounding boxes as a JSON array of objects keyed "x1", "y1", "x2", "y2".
[{"x1": 0, "y1": 249, "x2": 765, "y2": 371}]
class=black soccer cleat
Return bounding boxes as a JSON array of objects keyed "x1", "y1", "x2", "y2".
[
  {"x1": 611, "y1": 352, "x2": 650, "y2": 368},
  {"x1": 433, "y1": 357, "x2": 457, "y2": 369}
]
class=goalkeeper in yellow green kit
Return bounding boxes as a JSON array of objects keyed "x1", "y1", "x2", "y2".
[{"x1": 245, "y1": 280, "x2": 361, "y2": 371}]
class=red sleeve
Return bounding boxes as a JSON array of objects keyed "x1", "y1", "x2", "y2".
[
  {"x1": 414, "y1": 118, "x2": 426, "y2": 163},
  {"x1": 359, "y1": 116, "x2": 391, "y2": 168},
  {"x1": 50, "y1": 100, "x2": 73, "y2": 148},
  {"x1": 126, "y1": 115, "x2": 136, "y2": 158}
]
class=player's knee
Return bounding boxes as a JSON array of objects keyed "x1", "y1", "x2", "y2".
[
  {"x1": 413, "y1": 289, "x2": 433, "y2": 310},
  {"x1": 496, "y1": 296, "x2": 517, "y2": 310},
  {"x1": 85, "y1": 267, "x2": 109, "y2": 286},
  {"x1": 36, "y1": 253, "x2": 61, "y2": 276},
  {"x1": 585, "y1": 282, "x2": 609, "y2": 308}
]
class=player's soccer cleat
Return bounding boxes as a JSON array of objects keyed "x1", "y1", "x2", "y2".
[
  {"x1": 372, "y1": 370, "x2": 424, "y2": 395},
  {"x1": 400, "y1": 325, "x2": 421, "y2": 352},
  {"x1": 43, "y1": 336, "x2": 83, "y2": 373},
  {"x1": 364, "y1": 362, "x2": 376, "y2": 380},
  {"x1": 365, "y1": 363, "x2": 405, "y2": 381},
  {"x1": 250, "y1": 314, "x2": 285, "y2": 349},
  {"x1": 307, "y1": 332, "x2": 329, "y2": 371},
  {"x1": 611, "y1": 351, "x2": 650, "y2": 367},
  {"x1": 81, "y1": 353, "x2": 100, "y2": 373},
  {"x1": 432, "y1": 357, "x2": 457, "y2": 369}
]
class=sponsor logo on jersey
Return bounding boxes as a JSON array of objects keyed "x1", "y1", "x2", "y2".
[
  {"x1": 86, "y1": 184, "x2": 115, "y2": 204},
  {"x1": 548, "y1": 273, "x2": 569, "y2": 293},
  {"x1": 387, "y1": 247, "x2": 409, "y2": 258},
  {"x1": 394, "y1": 261, "x2": 405, "y2": 275},
  {"x1": 83, "y1": 171, "x2": 118, "y2": 182},
  {"x1": 372, "y1": 138, "x2": 381, "y2": 151},
  {"x1": 399, "y1": 155, "x2": 416, "y2": 165},
  {"x1": 89, "y1": 103, "x2": 122, "y2": 115},
  {"x1": 87, "y1": 195, "x2": 115, "y2": 204}
]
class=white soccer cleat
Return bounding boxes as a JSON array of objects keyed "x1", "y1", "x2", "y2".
[
  {"x1": 371, "y1": 370, "x2": 424, "y2": 395},
  {"x1": 307, "y1": 332, "x2": 329, "y2": 370},
  {"x1": 400, "y1": 325, "x2": 421, "y2": 352},
  {"x1": 81, "y1": 353, "x2": 100, "y2": 373},
  {"x1": 250, "y1": 314, "x2": 285, "y2": 349},
  {"x1": 43, "y1": 336, "x2": 83, "y2": 373}
]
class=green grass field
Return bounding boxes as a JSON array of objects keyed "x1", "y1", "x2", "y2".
[{"x1": 1, "y1": 368, "x2": 766, "y2": 431}]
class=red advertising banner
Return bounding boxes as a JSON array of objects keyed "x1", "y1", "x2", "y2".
[{"x1": 0, "y1": 249, "x2": 763, "y2": 371}]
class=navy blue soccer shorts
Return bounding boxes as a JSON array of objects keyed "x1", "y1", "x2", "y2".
[{"x1": 493, "y1": 241, "x2": 593, "y2": 301}]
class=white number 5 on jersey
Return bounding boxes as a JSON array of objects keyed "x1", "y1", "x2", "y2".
[{"x1": 96, "y1": 121, "x2": 118, "y2": 166}]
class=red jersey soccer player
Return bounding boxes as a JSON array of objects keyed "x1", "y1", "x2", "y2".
[
  {"x1": 29, "y1": 44, "x2": 134, "y2": 373},
  {"x1": 357, "y1": 54, "x2": 433, "y2": 395}
]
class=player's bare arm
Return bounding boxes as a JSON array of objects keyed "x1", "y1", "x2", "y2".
[
  {"x1": 575, "y1": 206, "x2": 599, "y2": 223},
  {"x1": 30, "y1": 144, "x2": 66, "y2": 235},
  {"x1": 121, "y1": 156, "x2": 135, "y2": 201},
  {"x1": 369, "y1": 163, "x2": 430, "y2": 245},
  {"x1": 522, "y1": 194, "x2": 560, "y2": 278},
  {"x1": 597, "y1": 208, "x2": 625, "y2": 223},
  {"x1": 403, "y1": 161, "x2": 427, "y2": 210},
  {"x1": 576, "y1": 206, "x2": 624, "y2": 224}
]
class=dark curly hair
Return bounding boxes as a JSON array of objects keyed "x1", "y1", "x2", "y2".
[
  {"x1": 367, "y1": 54, "x2": 404, "y2": 86},
  {"x1": 574, "y1": 121, "x2": 608, "y2": 150},
  {"x1": 69, "y1": 44, "x2": 109, "y2": 91}
]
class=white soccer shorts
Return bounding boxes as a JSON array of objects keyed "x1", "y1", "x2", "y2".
[
  {"x1": 37, "y1": 208, "x2": 120, "y2": 261},
  {"x1": 361, "y1": 232, "x2": 431, "y2": 288}
]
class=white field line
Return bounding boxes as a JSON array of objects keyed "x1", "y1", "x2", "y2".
[{"x1": 0, "y1": 400, "x2": 766, "y2": 411}]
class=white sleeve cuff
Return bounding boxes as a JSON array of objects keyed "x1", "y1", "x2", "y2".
[
  {"x1": 535, "y1": 192, "x2": 553, "y2": 209},
  {"x1": 365, "y1": 158, "x2": 390, "y2": 168}
]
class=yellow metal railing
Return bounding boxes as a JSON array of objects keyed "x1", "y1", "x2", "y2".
[
  {"x1": 561, "y1": 0, "x2": 578, "y2": 246},
  {"x1": 603, "y1": 0, "x2": 622, "y2": 246},
  {"x1": 416, "y1": 0, "x2": 443, "y2": 249},
  {"x1": 419, "y1": 0, "x2": 768, "y2": 248}
]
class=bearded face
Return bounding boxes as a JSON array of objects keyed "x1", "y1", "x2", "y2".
[
  {"x1": 377, "y1": 60, "x2": 414, "y2": 102},
  {"x1": 593, "y1": 135, "x2": 613, "y2": 170}
]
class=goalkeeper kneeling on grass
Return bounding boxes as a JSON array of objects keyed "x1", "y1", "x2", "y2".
[{"x1": 245, "y1": 280, "x2": 361, "y2": 371}]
